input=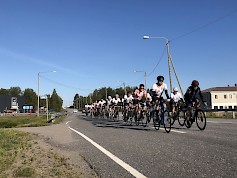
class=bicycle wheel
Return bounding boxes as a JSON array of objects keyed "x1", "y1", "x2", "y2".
[
  {"x1": 153, "y1": 114, "x2": 160, "y2": 130},
  {"x1": 178, "y1": 111, "x2": 185, "y2": 126},
  {"x1": 164, "y1": 111, "x2": 171, "y2": 133},
  {"x1": 184, "y1": 110, "x2": 193, "y2": 128},
  {"x1": 195, "y1": 109, "x2": 206, "y2": 130},
  {"x1": 170, "y1": 113, "x2": 176, "y2": 125},
  {"x1": 127, "y1": 111, "x2": 133, "y2": 125},
  {"x1": 143, "y1": 112, "x2": 150, "y2": 127}
]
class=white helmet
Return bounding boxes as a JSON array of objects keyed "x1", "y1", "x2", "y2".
[
  {"x1": 173, "y1": 87, "x2": 178, "y2": 92},
  {"x1": 108, "y1": 96, "x2": 112, "y2": 100}
]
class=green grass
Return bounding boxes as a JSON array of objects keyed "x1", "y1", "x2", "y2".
[
  {"x1": 0, "y1": 114, "x2": 66, "y2": 128},
  {"x1": 0, "y1": 129, "x2": 31, "y2": 177}
]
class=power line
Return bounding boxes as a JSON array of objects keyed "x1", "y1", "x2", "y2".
[
  {"x1": 171, "y1": 9, "x2": 237, "y2": 42},
  {"x1": 147, "y1": 46, "x2": 166, "y2": 77},
  {"x1": 40, "y1": 75, "x2": 91, "y2": 91}
]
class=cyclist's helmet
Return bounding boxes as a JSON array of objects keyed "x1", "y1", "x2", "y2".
[
  {"x1": 173, "y1": 87, "x2": 178, "y2": 92},
  {"x1": 157, "y1": 76, "x2": 164, "y2": 82},
  {"x1": 191, "y1": 80, "x2": 199, "y2": 87},
  {"x1": 108, "y1": 96, "x2": 112, "y2": 100},
  {"x1": 139, "y1": 84, "x2": 145, "y2": 89}
]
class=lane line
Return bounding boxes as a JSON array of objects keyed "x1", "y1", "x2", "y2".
[
  {"x1": 68, "y1": 126, "x2": 147, "y2": 178},
  {"x1": 207, "y1": 121, "x2": 237, "y2": 124},
  {"x1": 159, "y1": 128, "x2": 186, "y2": 134},
  {"x1": 66, "y1": 121, "x2": 72, "y2": 124}
]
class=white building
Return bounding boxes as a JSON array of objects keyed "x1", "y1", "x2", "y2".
[{"x1": 202, "y1": 85, "x2": 237, "y2": 110}]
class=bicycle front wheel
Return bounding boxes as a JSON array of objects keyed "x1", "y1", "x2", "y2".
[
  {"x1": 164, "y1": 111, "x2": 171, "y2": 133},
  {"x1": 153, "y1": 114, "x2": 160, "y2": 130},
  {"x1": 195, "y1": 109, "x2": 206, "y2": 130},
  {"x1": 184, "y1": 110, "x2": 193, "y2": 128},
  {"x1": 178, "y1": 111, "x2": 185, "y2": 126}
]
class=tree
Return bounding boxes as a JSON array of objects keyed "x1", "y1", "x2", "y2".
[
  {"x1": 9, "y1": 87, "x2": 22, "y2": 96},
  {"x1": 73, "y1": 94, "x2": 80, "y2": 109},
  {"x1": 23, "y1": 88, "x2": 37, "y2": 106},
  {"x1": 0, "y1": 88, "x2": 9, "y2": 95},
  {"x1": 50, "y1": 89, "x2": 63, "y2": 112}
]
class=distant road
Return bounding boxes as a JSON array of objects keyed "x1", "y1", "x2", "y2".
[{"x1": 67, "y1": 113, "x2": 237, "y2": 178}]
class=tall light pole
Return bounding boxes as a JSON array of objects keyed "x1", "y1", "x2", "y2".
[
  {"x1": 37, "y1": 70, "x2": 56, "y2": 117},
  {"x1": 134, "y1": 70, "x2": 147, "y2": 89},
  {"x1": 143, "y1": 35, "x2": 184, "y2": 96},
  {"x1": 118, "y1": 81, "x2": 127, "y2": 95}
]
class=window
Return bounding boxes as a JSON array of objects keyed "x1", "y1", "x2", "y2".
[
  {"x1": 224, "y1": 95, "x2": 227, "y2": 99},
  {"x1": 229, "y1": 94, "x2": 232, "y2": 99},
  {"x1": 214, "y1": 106, "x2": 218, "y2": 110},
  {"x1": 220, "y1": 106, "x2": 223, "y2": 109},
  {"x1": 215, "y1": 95, "x2": 218, "y2": 99},
  {"x1": 229, "y1": 106, "x2": 232, "y2": 109}
]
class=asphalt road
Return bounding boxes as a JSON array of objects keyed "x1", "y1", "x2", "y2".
[{"x1": 66, "y1": 112, "x2": 237, "y2": 178}]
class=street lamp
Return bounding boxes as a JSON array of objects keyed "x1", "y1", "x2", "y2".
[
  {"x1": 37, "y1": 70, "x2": 56, "y2": 117},
  {"x1": 134, "y1": 70, "x2": 147, "y2": 89},
  {"x1": 118, "y1": 81, "x2": 127, "y2": 95},
  {"x1": 143, "y1": 35, "x2": 184, "y2": 96}
]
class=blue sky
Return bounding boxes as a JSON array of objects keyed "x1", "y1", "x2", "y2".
[{"x1": 0, "y1": 0, "x2": 237, "y2": 106}]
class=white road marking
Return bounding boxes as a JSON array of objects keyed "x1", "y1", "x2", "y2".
[
  {"x1": 207, "y1": 121, "x2": 237, "y2": 124},
  {"x1": 159, "y1": 127, "x2": 186, "y2": 134},
  {"x1": 66, "y1": 121, "x2": 72, "y2": 124},
  {"x1": 68, "y1": 126, "x2": 147, "y2": 178}
]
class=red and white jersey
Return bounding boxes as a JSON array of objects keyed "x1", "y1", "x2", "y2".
[
  {"x1": 152, "y1": 83, "x2": 168, "y2": 97},
  {"x1": 134, "y1": 89, "x2": 147, "y2": 100}
]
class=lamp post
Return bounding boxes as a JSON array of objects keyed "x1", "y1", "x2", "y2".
[
  {"x1": 118, "y1": 81, "x2": 127, "y2": 95},
  {"x1": 143, "y1": 35, "x2": 183, "y2": 96},
  {"x1": 37, "y1": 70, "x2": 56, "y2": 117},
  {"x1": 134, "y1": 70, "x2": 147, "y2": 89}
]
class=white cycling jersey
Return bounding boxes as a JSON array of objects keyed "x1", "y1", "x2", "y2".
[
  {"x1": 124, "y1": 94, "x2": 134, "y2": 103},
  {"x1": 170, "y1": 92, "x2": 182, "y2": 102},
  {"x1": 113, "y1": 98, "x2": 121, "y2": 105},
  {"x1": 152, "y1": 82, "x2": 168, "y2": 97}
]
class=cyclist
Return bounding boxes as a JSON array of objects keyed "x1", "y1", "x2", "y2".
[
  {"x1": 134, "y1": 84, "x2": 147, "y2": 103},
  {"x1": 112, "y1": 94, "x2": 122, "y2": 118},
  {"x1": 151, "y1": 75, "x2": 170, "y2": 124},
  {"x1": 170, "y1": 87, "x2": 183, "y2": 116},
  {"x1": 184, "y1": 80, "x2": 205, "y2": 108}
]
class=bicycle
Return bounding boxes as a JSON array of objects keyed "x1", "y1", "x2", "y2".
[
  {"x1": 152, "y1": 98, "x2": 172, "y2": 133},
  {"x1": 183, "y1": 100, "x2": 206, "y2": 130},
  {"x1": 169, "y1": 99, "x2": 186, "y2": 126}
]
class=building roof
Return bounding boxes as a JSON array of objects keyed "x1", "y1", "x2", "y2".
[{"x1": 202, "y1": 86, "x2": 237, "y2": 92}]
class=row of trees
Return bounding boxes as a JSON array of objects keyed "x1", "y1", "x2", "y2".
[
  {"x1": 0, "y1": 87, "x2": 63, "y2": 112},
  {"x1": 73, "y1": 86, "x2": 137, "y2": 109}
]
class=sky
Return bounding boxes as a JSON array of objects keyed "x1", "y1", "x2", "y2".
[{"x1": 0, "y1": 0, "x2": 237, "y2": 106}]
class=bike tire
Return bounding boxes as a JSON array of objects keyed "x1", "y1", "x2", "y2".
[
  {"x1": 178, "y1": 111, "x2": 185, "y2": 126},
  {"x1": 153, "y1": 114, "x2": 160, "y2": 130},
  {"x1": 184, "y1": 110, "x2": 193, "y2": 128},
  {"x1": 164, "y1": 111, "x2": 171, "y2": 133},
  {"x1": 196, "y1": 109, "x2": 206, "y2": 130},
  {"x1": 143, "y1": 112, "x2": 150, "y2": 127}
]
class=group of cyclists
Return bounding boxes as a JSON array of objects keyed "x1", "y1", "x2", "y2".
[{"x1": 86, "y1": 75, "x2": 206, "y2": 125}]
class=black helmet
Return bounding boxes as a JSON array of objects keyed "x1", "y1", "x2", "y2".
[
  {"x1": 191, "y1": 80, "x2": 199, "y2": 87},
  {"x1": 157, "y1": 76, "x2": 164, "y2": 82}
]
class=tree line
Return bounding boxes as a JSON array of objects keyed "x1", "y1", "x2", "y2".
[
  {"x1": 0, "y1": 87, "x2": 63, "y2": 112},
  {"x1": 73, "y1": 86, "x2": 137, "y2": 109}
]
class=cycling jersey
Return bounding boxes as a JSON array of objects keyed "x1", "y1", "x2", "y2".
[
  {"x1": 184, "y1": 86, "x2": 204, "y2": 104},
  {"x1": 170, "y1": 92, "x2": 182, "y2": 103},
  {"x1": 152, "y1": 82, "x2": 169, "y2": 98},
  {"x1": 112, "y1": 98, "x2": 121, "y2": 105}
]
